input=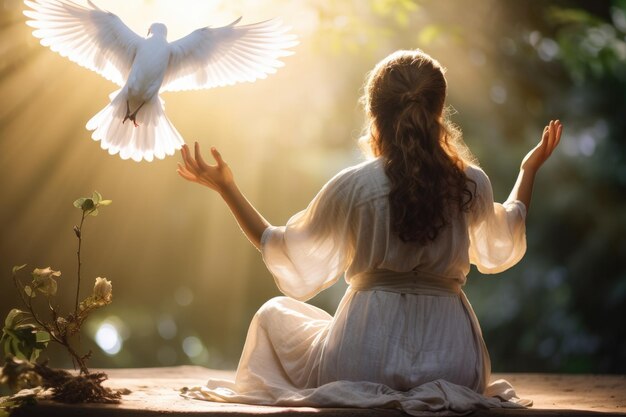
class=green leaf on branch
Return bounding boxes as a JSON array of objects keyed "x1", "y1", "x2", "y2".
[
  {"x1": 24, "y1": 286, "x2": 34, "y2": 298},
  {"x1": 1, "y1": 326, "x2": 48, "y2": 362},
  {"x1": 11, "y1": 264, "x2": 27, "y2": 275},
  {"x1": 74, "y1": 192, "x2": 111, "y2": 215},
  {"x1": 4, "y1": 309, "x2": 28, "y2": 329},
  {"x1": 73, "y1": 197, "x2": 86, "y2": 209},
  {"x1": 82, "y1": 199, "x2": 95, "y2": 211},
  {"x1": 35, "y1": 331, "x2": 50, "y2": 343},
  {"x1": 2, "y1": 310, "x2": 48, "y2": 363},
  {"x1": 73, "y1": 197, "x2": 95, "y2": 211}
]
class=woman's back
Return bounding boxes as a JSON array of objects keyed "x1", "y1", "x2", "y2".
[
  {"x1": 338, "y1": 157, "x2": 473, "y2": 279},
  {"x1": 261, "y1": 156, "x2": 527, "y2": 303},
  {"x1": 347, "y1": 158, "x2": 527, "y2": 278}
]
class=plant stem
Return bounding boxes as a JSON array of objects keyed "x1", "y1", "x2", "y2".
[
  {"x1": 65, "y1": 340, "x2": 89, "y2": 375},
  {"x1": 75, "y1": 211, "x2": 86, "y2": 315}
]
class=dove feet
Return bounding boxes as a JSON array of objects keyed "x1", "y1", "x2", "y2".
[{"x1": 123, "y1": 100, "x2": 145, "y2": 127}]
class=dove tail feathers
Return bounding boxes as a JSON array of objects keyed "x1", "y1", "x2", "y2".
[{"x1": 86, "y1": 89, "x2": 184, "y2": 162}]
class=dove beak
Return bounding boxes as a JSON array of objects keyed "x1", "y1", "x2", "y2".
[{"x1": 147, "y1": 28, "x2": 151, "y2": 36}]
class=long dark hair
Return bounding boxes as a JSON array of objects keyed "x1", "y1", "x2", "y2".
[{"x1": 361, "y1": 50, "x2": 476, "y2": 244}]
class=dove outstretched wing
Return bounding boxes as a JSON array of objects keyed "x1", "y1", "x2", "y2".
[
  {"x1": 24, "y1": 0, "x2": 142, "y2": 87},
  {"x1": 162, "y1": 18, "x2": 298, "y2": 92}
]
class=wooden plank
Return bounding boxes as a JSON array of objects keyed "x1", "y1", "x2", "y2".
[{"x1": 10, "y1": 367, "x2": 626, "y2": 416}]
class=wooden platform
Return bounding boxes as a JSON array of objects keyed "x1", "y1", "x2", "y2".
[{"x1": 11, "y1": 366, "x2": 626, "y2": 416}]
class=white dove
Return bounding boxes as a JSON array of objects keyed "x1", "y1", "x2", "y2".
[{"x1": 24, "y1": 0, "x2": 298, "y2": 162}]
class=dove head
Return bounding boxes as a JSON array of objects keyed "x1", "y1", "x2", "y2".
[{"x1": 147, "y1": 23, "x2": 168, "y2": 38}]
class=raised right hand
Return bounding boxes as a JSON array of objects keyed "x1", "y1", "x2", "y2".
[{"x1": 177, "y1": 142, "x2": 234, "y2": 194}]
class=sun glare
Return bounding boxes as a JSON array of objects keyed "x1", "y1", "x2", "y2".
[{"x1": 79, "y1": 0, "x2": 294, "y2": 41}]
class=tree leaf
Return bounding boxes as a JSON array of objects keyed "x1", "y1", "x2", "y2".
[
  {"x1": 88, "y1": 208, "x2": 99, "y2": 217},
  {"x1": 73, "y1": 197, "x2": 86, "y2": 209},
  {"x1": 35, "y1": 330, "x2": 50, "y2": 343},
  {"x1": 24, "y1": 286, "x2": 34, "y2": 298},
  {"x1": 4, "y1": 309, "x2": 26, "y2": 329},
  {"x1": 81, "y1": 199, "x2": 95, "y2": 211},
  {"x1": 12, "y1": 264, "x2": 27, "y2": 275},
  {"x1": 4, "y1": 325, "x2": 48, "y2": 363},
  {"x1": 2, "y1": 336, "x2": 12, "y2": 360},
  {"x1": 10, "y1": 338, "x2": 25, "y2": 360},
  {"x1": 92, "y1": 191, "x2": 102, "y2": 204},
  {"x1": 99, "y1": 199, "x2": 112, "y2": 206}
]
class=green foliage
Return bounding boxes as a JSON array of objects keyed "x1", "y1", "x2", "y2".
[
  {"x1": 370, "y1": 0, "x2": 419, "y2": 27},
  {"x1": 456, "y1": 0, "x2": 626, "y2": 373},
  {"x1": 548, "y1": 5, "x2": 626, "y2": 82},
  {"x1": 73, "y1": 191, "x2": 112, "y2": 217},
  {"x1": 0, "y1": 310, "x2": 49, "y2": 363},
  {"x1": 11, "y1": 265, "x2": 26, "y2": 276},
  {"x1": 314, "y1": 0, "x2": 421, "y2": 55}
]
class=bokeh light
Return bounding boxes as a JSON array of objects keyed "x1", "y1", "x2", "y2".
[
  {"x1": 174, "y1": 286, "x2": 193, "y2": 307},
  {"x1": 157, "y1": 315, "x2": 178, "y2": 340},
  {"x1": 95, "y1": 323, "x2": 122, "y2": 355}
]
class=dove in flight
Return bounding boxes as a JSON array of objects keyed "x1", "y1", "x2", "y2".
[{"x1": 23, "y1": 0, "x2": 298, "y2": 162}]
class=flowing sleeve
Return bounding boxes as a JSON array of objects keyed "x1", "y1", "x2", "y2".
[
  {"x1": 467, "y1": 166, "x2": 527, "y2": 274},
  {"x1": 260, "y1": 170, "x2": 355, "y2": 301}
]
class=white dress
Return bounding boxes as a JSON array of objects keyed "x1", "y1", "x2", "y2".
[{"x1": 184, "y1": 158, "x2": 531, "y2": 415}]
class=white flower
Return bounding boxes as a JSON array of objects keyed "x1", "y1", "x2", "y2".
[
  {"x1": 32, "y1": 267, "x2": 61, "y2": 279},
  {"x1": 31, "y1": 267, "x2": 61, "y2": 296},
  {"x1": 93, "y1": 277, "x2": 112, "y2": 303}
]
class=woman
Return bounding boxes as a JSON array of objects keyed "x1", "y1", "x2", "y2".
[{"x1": 177, "y1": 49, "x2": 562, "y2": 415}]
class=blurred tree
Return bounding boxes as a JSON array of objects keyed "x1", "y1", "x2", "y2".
[{"x1": 421, "y1": 0, "x2": 626, "y2": 373}]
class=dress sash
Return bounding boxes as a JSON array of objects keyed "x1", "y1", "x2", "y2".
[{"x1": 349, "y1": 269, "x2": 462, "y2": 296}]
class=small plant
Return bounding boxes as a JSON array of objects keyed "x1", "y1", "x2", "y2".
[{"x1": 0, "y1": 192, "x2": 125, "y2": 412}]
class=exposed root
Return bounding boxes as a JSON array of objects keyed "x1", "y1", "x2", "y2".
[{"x1": 34, "y1": 363, "x2": 127, "y2": 404}]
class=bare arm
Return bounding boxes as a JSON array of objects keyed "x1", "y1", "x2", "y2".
[
  {"x1": 177, "y1": 142, "x2": 270, "y2": 250},
  {"x1": 507, "y1": 119, "x2": 563, "y2": 212}
]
